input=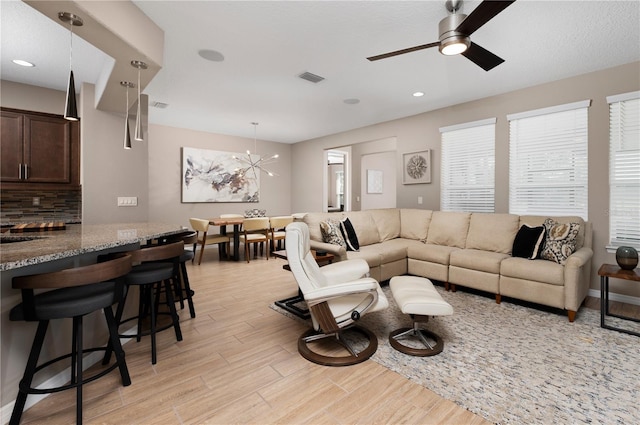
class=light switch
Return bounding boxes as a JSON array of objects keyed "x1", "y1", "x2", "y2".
[
  {"x1": 418, "y1": 196, "x2": 423, "y2": 205},
  {"x1": 117, "y1": 196, "x2": 138, "y2": 207}
]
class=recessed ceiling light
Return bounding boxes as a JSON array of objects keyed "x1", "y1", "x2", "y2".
[
  {"x1": 12, "y1": 59, "x2": 35, "y2": 67},
  {"x1": 198, "y1": 49, "x2": 225, "y2": 62},
  {"x1": 413, "y1": 92, "x2": 425, "y2": 97},
  {"x1": 344, "y1": 98, "x2": 360, "y2": 105}
]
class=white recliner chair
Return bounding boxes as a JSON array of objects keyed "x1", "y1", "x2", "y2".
[{"x1": 285, "y1": 222, "x2": 388, "y2": 366}]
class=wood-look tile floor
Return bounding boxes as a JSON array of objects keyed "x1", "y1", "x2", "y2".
[{"x1": 17, "y1": 250, "x2": 638, "y2": 425}]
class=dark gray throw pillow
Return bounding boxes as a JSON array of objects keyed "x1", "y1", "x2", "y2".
[
  {"x1": 512, "y1": 224, "x2": 545, "y2": 259},
  {"x1": 340, "y1": 218, "x2": 360, "y2": 251}
]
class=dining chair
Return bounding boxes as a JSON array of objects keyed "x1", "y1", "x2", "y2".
[
  {"x1": 239, "y1": 217, "x2": 271, "y2": 262},
  {"x1": 189, "y1": 218, "x2": 230, "y2": 265},
  {"x1": 220, "y1": 213, "x2": 244, "y2": 239},
  {"x1": 269, "y1": 215, "x2": 294, "y2": 252}
]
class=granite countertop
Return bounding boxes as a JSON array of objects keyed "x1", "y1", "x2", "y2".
[{"x1": 0, "y1": 222, "x2": 184, "y2": 271}]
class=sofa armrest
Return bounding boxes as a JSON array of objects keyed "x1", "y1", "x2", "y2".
[
  {"x1": 565, "y1": 247, "x2": 593, "y2": 268},
  {"x1": 564, "y1": 247, "x2": 593, "y2": 312},
  {"x1": 310, "y1": 240, "x2": 348, "y2": 261}
]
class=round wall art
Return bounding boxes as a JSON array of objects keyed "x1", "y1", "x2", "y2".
[{"x1": 402, "y1": 150, "x2": 431, "y2": 184}]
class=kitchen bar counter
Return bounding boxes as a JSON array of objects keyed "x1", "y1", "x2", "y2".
[
  {"x1": 1, "y1": 222, "x2": 184, "y2": 413},
  {"x1": 0, "y1": 222, "x2": 183, "y2": 271}
]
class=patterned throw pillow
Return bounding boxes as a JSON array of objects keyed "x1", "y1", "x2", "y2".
[
  {"x1": 540, "y1": 218, "x2": 581, "y2": 265},
  {"x1": 320, "y1": 219, "x2": 346, "y2": 248}
]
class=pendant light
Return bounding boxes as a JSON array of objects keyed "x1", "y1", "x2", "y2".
[
  {"x1": 131, "y1": 60, "x2": 148, "y2": 141},
  {"x1": 58, "y1": 12, "x2": 83, "y2": 121},
  {"x1": 233, "y1": 122, "x2": 279, "y2": 177},
  {"x1": 120, "y1": 81, "x2": 135, "y2": 149}
]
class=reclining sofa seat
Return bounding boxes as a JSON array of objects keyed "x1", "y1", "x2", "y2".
[{"x1": 301, "y1": 208, "x2": 593, "y2": 322}]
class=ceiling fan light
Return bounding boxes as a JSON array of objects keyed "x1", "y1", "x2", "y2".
[{"x1": 439, "y1": 36, "x2": 470, "y2": 55}]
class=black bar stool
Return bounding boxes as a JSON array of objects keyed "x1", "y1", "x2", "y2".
[
  {"x1": 105, "y1": 241, "x2": 184, "y2": 365},
  {"x1": 159, "y1": 230, "x2": 197, "y2": 318},
  {"x1": 9, "y1": 254, "x2": 133, "y2": 425}
]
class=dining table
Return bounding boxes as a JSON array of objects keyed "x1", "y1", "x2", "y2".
[{"x1": 209, "y1": 217, "x2": 244, "y2": 261}]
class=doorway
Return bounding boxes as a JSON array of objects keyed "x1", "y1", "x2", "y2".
[{"x1": 324, "y1": 148, "x2": 350, "y2": 212}]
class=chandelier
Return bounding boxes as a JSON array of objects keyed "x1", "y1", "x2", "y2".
[{"x1": 233, "y1": 122, "x2": 279, "y2": 177}]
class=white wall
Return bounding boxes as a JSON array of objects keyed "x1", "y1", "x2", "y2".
[
  {"x1": 146, "y1": 124, "x2": 292, "y2": 228},
  {"x1": 0, "y1": 80, "x2": 65, "y2": 113},
  {"x1": 81, "y1": 83, "x2": 150, "y2": 224},
  {"x1": 361, "y1": 151, "x2": 396, "y2": 210}
]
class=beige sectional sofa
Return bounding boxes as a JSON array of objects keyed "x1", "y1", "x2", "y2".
[{"x1": 301, "y1": 208, "x2": 593, "y2": 322}]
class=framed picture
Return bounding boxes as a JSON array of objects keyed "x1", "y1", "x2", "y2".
[
  {"x1": 181, "y1": 146, "x2": 260, "y2": 203},
  {"x1": 367, "y1": 169, "x2": 383, "y2": 194},
  {"x1": 402, "y1": 150, "x2": 431, "y2": 184}
]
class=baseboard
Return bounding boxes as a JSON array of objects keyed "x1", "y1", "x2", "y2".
[
  {"x1": 1, "y1": 325, "x2": 138, "y2": 424},
  {"x1": 588, "y1": 289, "x2": 640, "y2": 306}
]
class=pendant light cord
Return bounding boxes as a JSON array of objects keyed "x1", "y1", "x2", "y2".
[
  {"x1": 253, "y1": 122, "x2": 258, "y2": 154},
  {"x1": 69, "y1": 20, "x2": 74, "y2": 72},
  {"x1": 137, "y1": 67, "x2": 141, "y2": 110}
]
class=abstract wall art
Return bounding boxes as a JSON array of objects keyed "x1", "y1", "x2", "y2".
[{"x1": 181, "y1": 147, "x2": 260, "y2": 203}]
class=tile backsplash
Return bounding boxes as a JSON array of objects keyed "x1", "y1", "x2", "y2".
[{"x1": 1, "y1": 188, "x2": 82, "y2": 225}]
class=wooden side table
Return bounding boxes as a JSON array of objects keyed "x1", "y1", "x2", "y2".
[
  {"x1": 597, "y1": 263, "x2": 640, "y2": 337},
  {"x1": 273, "y1": 250, "x2": 334, "y2": 319}
]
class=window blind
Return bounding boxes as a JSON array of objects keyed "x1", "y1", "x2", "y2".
[
  {"x1": 440, "y1": 119, "x2": 495, "y2": 212},
  {"x1": 608, "y1": 92, "x2": 640, "y2": 248},
  {"x1": 508, "y1": 103, "x2": 589, "y2": 219}
]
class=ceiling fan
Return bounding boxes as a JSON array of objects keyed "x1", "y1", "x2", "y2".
[{"x1": 367, "y1": 0, "x2": 516, "y2": 71}]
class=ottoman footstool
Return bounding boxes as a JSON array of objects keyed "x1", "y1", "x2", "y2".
[{"x1": 389, "y1": 276, "x2": 453, "y2": 356}]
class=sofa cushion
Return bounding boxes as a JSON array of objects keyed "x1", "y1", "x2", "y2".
[
  {"x1": 465, "y1": 213, "x2": 520, "y2": 254},
  {"x1": 408, "y1": 242, "x2": 460, "y2": 265},
  {"x1": 345, "y1": 245, "x2": 382, "y2": 268},
  {"x1": 426, "y1": 211, "x2": 471, "y2": 248},
  {"x1": 500, "y1": 257, "x2": 565, "y2": 286},
  {"x1": 450, "y1": 249, "x2": 510, "y2": 274},
  {"x1": 345, "y1": 211, "x2": 380, "y2": 247},
  {"x1": 303, "y1": 212, "x2": 342, "y2": 242},
  {"x1": 319, "y1": 218, "x2": 346, "y2": 248},
  {"x1": 370, "y1": 209, "x2": 400, "y2": 242},
  {"x1": 376, "y1": 239, "x2": 411, "y2": 263},
  {"x1": 512, "y1": 224, "x2": 546, "y2": 259},
  {"x1": 400, "y1": 209, "x2": 432, "y2": 240},
  {"x1": 339, "y1": 217, "x2": 359, "y2": 251},
  {"x1": 540, "y1": 218, "x2": 581, "y2": 265}
]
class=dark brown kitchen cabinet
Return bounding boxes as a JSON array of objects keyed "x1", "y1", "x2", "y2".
[{"x1": 1, "y1": 108, "x2": 80, "y2": 189}]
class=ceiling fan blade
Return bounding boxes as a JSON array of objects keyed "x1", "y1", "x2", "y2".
[
  {"x1": 456, "y1": 0, "x2": 516, "y2": 36},
  {"x1": 461, "y1": 42, "x2": 505, "y2": 71},
  {"x1": 367, "y1": 42, "x2": 439, "y2": 61}
]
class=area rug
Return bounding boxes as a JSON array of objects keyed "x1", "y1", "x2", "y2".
[{"x1": 271, "y1": 285, "x2": 640, "y2": 425}]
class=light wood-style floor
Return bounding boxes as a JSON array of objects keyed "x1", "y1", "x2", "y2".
[{"x1": 17, "y1": 249, "x2": 638, "y2": 424}]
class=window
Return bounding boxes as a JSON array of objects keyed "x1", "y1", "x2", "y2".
[
  {"x1": 440, "y1": 118, "x2": 496, "y2": 212},
  {"x1": 607, "y1": 91, "x2": 640, "y2": 249},
  {"x1": 508, "y1": 100, "x2": 590, "y2": 219}
]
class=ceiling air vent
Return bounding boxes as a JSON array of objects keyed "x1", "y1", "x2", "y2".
[
  {"x1": 150, "y1": 101, "x2": 169, "y2": 109},
  {"x1": 298, "y1": 71, "x2": 325, "y2": 84}
]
